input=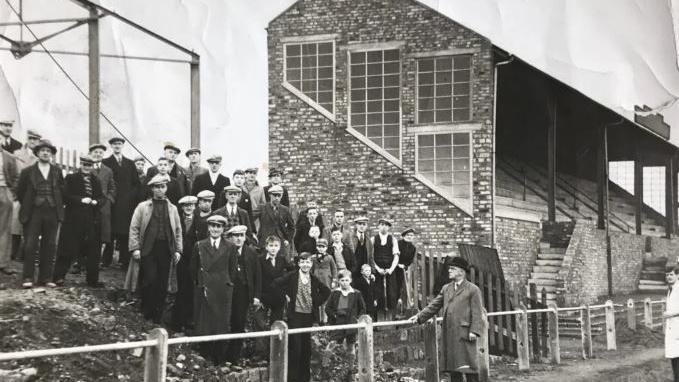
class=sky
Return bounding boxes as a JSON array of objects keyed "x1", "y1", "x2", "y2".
[{"x1": 0, "y1": 0, "x2": 678, "y2": 175}]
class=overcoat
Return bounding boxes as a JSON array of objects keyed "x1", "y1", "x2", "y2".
[
  {"x1": 128, "y1": 198, "x2": 183, "y2": 258},
  {"x1": 59, "y1": 171, "x2": 105, "y2": 246},
  {"x1": 347, "y1": 229, "x2": 374, "y2": 273},
  {"x1": 258, "y1": 254, "x2": 293, "y2": 309},
  {"x1": 257, "y1": 203, "x2": 295, "y2": 244},
  {"x1": 11, "y1": 147, "x2": 34, "y2": 235},
  {"x1": 191, "y1": 171, "x2": 230, "y2": 210},
  {"x1": 417, "y1": 280, "x2": 483, "y2": 373},
  {"x1": 103, "y1": 155, "x2": 140, "y2": 235},
  {"x1": 666, "y1": 284, "x2": 679, "y2": 358},
  {"x1": 191, "y1": 238, "x2": 238, "y2": 335},
  {"x1": 93, "y1": 163, "x2": 116, "y2": 242},
  {"x1": 17, "y1": 162, "x2": 64, "y2": 223},
  {"x1": 272, "y1": 270, "x2": 331, "y2": 322}
]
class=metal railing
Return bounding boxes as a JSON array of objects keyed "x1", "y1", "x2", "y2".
[{"x1": 0, "y1": 298, "x2": 668, "y2": 382}]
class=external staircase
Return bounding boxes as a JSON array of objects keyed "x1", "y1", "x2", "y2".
[{"x1": 638, "y1": 252, "x2": 669, "y2": 293}]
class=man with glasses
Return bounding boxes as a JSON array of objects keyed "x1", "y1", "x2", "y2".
[
  {"x1": 11, "y1": 130, "x2": 41, "y2": 261},
  {"x1": 129, "y1": 174, "x2": 183, "y2": 323},
  {"x1": 213, "y1": 185, "x2": 256, "y2": 244},
  {"x1": 347, "y1": 216, "x2": 373, "y2": 279},
  {"x1": 258, "y1": 185, "x2": 294, "y2": 259}
]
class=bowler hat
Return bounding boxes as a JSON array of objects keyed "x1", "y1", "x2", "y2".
[
  {"x1": 446, "y1": 256, "x2": 469, "y2": 272},
  {"x1": 32, "y1": 139, "x2": 57, "y2": 155}
]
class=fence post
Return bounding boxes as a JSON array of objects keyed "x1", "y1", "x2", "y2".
[
  {"x1": 477, "y1": 308, "x2": 490, "y2": 382},
  {"x1": 357, "y1": 315, "x2": 374, "y2": 382},
  {"x1": 269, "y1": 321, "x2": 288, "y2": 382},
  {"x1": 143, "y1": 328, "x2": 168, "y2": 382},
  {"x1": 644, "y1": 298, "x2": 653, "y2": 329},
  {"x1": 626, "y1": 299, "x2": 636, "y2": 330},
  {"x1": 604, "y1": 300, "x2": 617, "y2": 351},
  {"x1": 517, "y1": 303, "x2": 530, "y2": 370},
  {"x1": 423, "y1": 318, "x2": 439, "y2": 382},
  {"x1": 547, "y1": 303, "x2": 560, "y2": 364},
  {"x1": 580, "y1": 305, "x2": 592, "y2": 359}
]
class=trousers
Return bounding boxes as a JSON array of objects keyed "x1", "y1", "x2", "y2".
[
  {"x1": 22, "y1": 204, "x2": 59, "y2": 283},
  {"x1": 227, "y1": 283, "x2": 251, "y2": 362},
  {"x1": 0, "y1": 186, "x2": 13, "y2": 269},
  {"x1": 140, "y1": 240, "x2": 171, "y2": 323},
  {"x1": 288, "y1": 312, "x2": 314, "y2": 382}
]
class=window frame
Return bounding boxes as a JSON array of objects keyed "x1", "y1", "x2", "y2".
[
  {"x1": 346, "y1": 43, "x2": 404, "y2": 168},
  {"x1": 415, "y1": 54, "x2": 473, "y2": 125},
  {"x1": 282, "y1": 36, "x2": 336, "y2": 122},
  {"x1": 414, "y1": 129, "x2": 474, "y2": 215}
]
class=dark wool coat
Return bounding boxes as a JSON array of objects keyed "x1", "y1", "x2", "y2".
[
  {"x1": 325, "y1": 289, "x2": 366, "y2": 325},
  {"x1": 212, "y1": 204, "x2": 256, "y2": 243},
  {"x1": 147, "y1": 163, "x2": 189, "y2": 199},
  {"x1": 257, "y1": 203, "x2": 295, "y2": 244},
  {"x1": 103, "y1": 155, "x2": 141, "y2": 235},
  {"x1": 191, "y1": 238, "x2": 238, "y2": 335},
  {"x1": 58, "y1": 171, "x2": 105, "y2": 249},
  {"x1": 258, "y1": 254, "x2": 294, "y2": 309},
  {"x1": 191, "y1": 172, "x2": 230, "y2": 211},
  {"x1": 272, "y1": 270, "x2": 331, "y2": 322},
  {"x1": 417, "y1": 280, "x2": 484, "y2": 373},
  {"x1": 1, "y1": 137, "x2": 21, "y2": 153},
  {"x1": 235, "y1": 245, "x2": 263, "y2": 303},
  {"x1": 294, "y1": 213, "x2": 325, "y2": 251},
  {"x1": 17, "y1": 163, "x2": 65, "y2": 223},
  {"x1": 92, "y1": 163, "x2": 117, "y2": 242},
  {"x1": 352, "y1": 275, "x2": 377, "y2": 315}
]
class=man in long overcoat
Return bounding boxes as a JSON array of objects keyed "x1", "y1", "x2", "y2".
[
  {"x1": 102, "y1": 137, "x2": 140, "y2": 269},
  {"x1": 89, "y1": 143, "x2": 117, "y2": 254},
  {"x1": 190, "y1": 214, "x2": 238, "y2": 365},
  {"x1": 11, "y1": 129, "x2": 40, "y2": 261},
  {"x1": 258, "y1": 185, "x2": 294, "y2": 259},
  {"x1": 347, "y1": 216, "x2": 373, "y2": 279},
  {"x1": 0, "y1": 147, "x2": 18, "y2": 275},
  {"x1": 410, "y1": 256, "x2": 483, "y2": 382}
]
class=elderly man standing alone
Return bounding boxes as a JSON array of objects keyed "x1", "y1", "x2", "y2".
[{"x1": 0, "y1": 144, "x2": 19, "y2": 275}]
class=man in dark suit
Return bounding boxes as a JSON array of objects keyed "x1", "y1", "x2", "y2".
[
  {"x1": 17, "y1": 139, "x2": 64, "y2": 288},
  {"x1": 191, "y1": 154, "x2": 230, "y2": 210},
  {"x1": 258, "y1": 185, "x2": 294, "y2": 259},
  {"x1": 347, "y1": 216, "x2": 374, "y2": 279},
  {"x1": 143, "y1": 157, "x2": 183, "y2": 205},
  {"x1": 89, "y1": 143, "x2": 117, "y2": 268},
  {"x1": 263, "y1": 168, "x2": 290, "y2": 207},
  {"x1": 213, "y1": 185, "x2": 256, "y2": 244},
  {"x1": 184, "y1": 147, "x2": 207, "y2": 191},
  {"x1": 230, "y1": 169, "x2": 253, "y2": 222},
  {"x1": 0, "y1": 147, "x2": 19, "y2": 275},
  {"x1": 0, "y1": 120, "x2": 21, "y2": 154},
  {"x1": 256, "y1": 235, "x2": 293, "y2": 323},
  {"x1": 225, "y1": 225, "x2": 262, "y2": 363},
  {"x1": 294, "y1": 202, "x2": 324, "y2": 253},
  {"x1": 102, "y1": 137, "x2": 140, "y2": 269},
  {"x1": 352, "y1": 263, "x2": 377, "y2": 321},
  {"x1": 53, "y1": 155, "x2": 105, "y2": 287},
  {"x1": 146, "y1": 142, "x2": 189, "y2": 198}
]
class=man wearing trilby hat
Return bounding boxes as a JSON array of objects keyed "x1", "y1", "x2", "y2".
[
  {"x1": 409, "y1": 256, "x2": 483, "y2": 382},
  {"x1": 16, "y1": 139, "x2": 64, "y2": 288}
]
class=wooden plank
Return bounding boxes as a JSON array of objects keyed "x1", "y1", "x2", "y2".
[
  {"x1": 604, "y1": 300, "x2": 617, "y2": 351},
  {"x1": 269, "y1": 321, "x2": 288, "y2": 382},
  {"x1": 627, "y1": 299, "x2": 636, "y2": 330},
  {"x1": 478, "y1": 308, "x2": 490, "y2": 382},
  {"x1": 580, "y1": 305, "x2": 592, "y2": 359},
  {"x1": 540, "y1": 288, "x2": 548, "y2": 358},
  {"x1": 421, "y1": 252, "x2": 427, "y2": 302},
  {"x1": 412, "y1": 258, "x2": 419, "y2": 309},
  {"x1": 505, "y1": 280, "x2": 515, "y2": 354},
  {"x1": 428, "y1": 252, "x2": 434, "y2": 301},
  {"x1": 486, "y1": 274, "x2": 495, "y2": 348},
  {"x1": 635, "y1": 148, "x2": 643, "y2": 235},
  {"x1": 547, "y1": 92, "x2": 557, "y2": 222},
  {"x1": 529, "y1": 283, "x2": 539, "y2": 362},
  {"x1": 356, "y1": 315, "x2": 374, "y2": 382},
  {"x1": 143, "y1": 328, "x2": 168, "y2": 382},
  {"x1": 495, "y1": 276, "x2": 504, "y2": 353},
  {"x1": 423, "y1": 318, "x2": 440, "y2": 382},
  {"x1": 644, "y1": 298, "x2": 653, "y2": 329},
  {"x1": 547, "y1": 303, "x2": 560, "y2": 364},
  {"x1": 517, "y1": 303, "x2": 530, "y2": 370}
]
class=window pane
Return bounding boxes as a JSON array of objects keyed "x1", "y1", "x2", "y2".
[
  {"x1": 436, "y1": 173, "x2": 452, "y2": 186},
  {"x1": 436, "y1": 84, "x2": 452, "y2": 96},
  {"x1": 419, "y1": 72, "x2": 434, "y2": 85},
  {"x1": 453, "y1": 109, "x2": 470, "y2": 121},
  {"x1": 351, "y1": 90, "x2": 365, "y2": 101},
  {"x1": 367, "y1": 125, "x2": 382, "y2": 138},
  {"x1": 288, "y1": 80, "x2": 301, "y2": 89},
  {"x1": 453, "y1": 133, "x2": 469, "y2": 145},
  {"x1": 384, "y1": 49, "x2": 399, "y2": 61},
  {"x1": 418, "y1": 98, "x2": 435, "y2": 110},
  {"x1": 367, "y1": 76, "x2": 382, "y2": 87},
  {"x1": 384, "y1": 87, "x2": 399, "y2": 99},
  {"x1": 384, "y1": 62, "x2": 399, "y2": 74},
  {"x1": 302, "y1": 44, "x2": 316, "y2": 55},
  {"x1": 419, "y1": 58, "x2": 434, "y2": 72},
  {"x1": 453, "y1": 172, "x2": 470, "y2": 185},
  {"x1": 435, "y1": 134, "x2": 451, "y2": 146},
  {"x1": 318, "y1": 91, "x2": 332, "y2": 103},
  {"x1": 436, "y1": 71, "x2": 452, "y2": 83},
  {"x1": 286, "y1": 57, "x2": 301, "y2": 69},
  {"x1": 384, "y1": 112, "x2": 400, "y2": 124},
  {"x1": 419, "y1": 85, "x2": 434, "y2": 98},
  {"x1": 351, "y1": 52, "x2": 365, "y2": 63},
  {"x1": 384, "y1": 75, "x2": 399, "y2": 87},
  {"x1": 286, "y1": 69, "x2": 300, "y2": 81},
  {"x1": 318, "y1": 67, "x2": 333, "y2": 79},
  {"x1": 453, "y1": 82, "x2": 470, "y2": 96},
  {"x1": 436, "y1": 146, "x2": 452, "y2": 159},
  {"x1": 384, "y1": 100, "x2": 399, "y2": 111},
  {"x1": 454, "y1": 145, "x2": 470, "y2": 158},
  {"x1": 367, "y1": 113, "x2": 382, "y2": 125},
  {"x1": 286, "y1": 44, "x2": 300, "y2": 56},
  {"x1": 302, "y1": 80, "x2": 316, "y2": 92},
  {"x1": 351, "y1": 113, "x2": 366, "y2": 125},
  {"x1": 351, "y1": 101, "x2": 366, "y2": 113},
  {"x1": 367, "y1": 50, "x2": 382, "y2": 62},
  {"x1": 418, "y1": 160, "x2": 435, "y2": 172},
  {"x1": 367, "y1": 88, "x2": 382, "y2": 99},
  {"x1": 370, "y1": 136, "x2": 382, "y2": 146},
  {"x1": 436, "y1": 57, "x2": 452, "y2": 70},
  {"x1": 418, "y1": 134, "x2": 434, "y2": 147},
  {"x1": 354, "y1": 126, "x2": 367, "y2": 136},
  {"x1": 418, "y1": 147, "x2": 434, "y2": 160},
  {"x1": 367, "y1": 100, "x2": 382, "y2": 112},
  {"x1": 454, "y1": 70, "x2": 470, "y2": 82},
  {"x1": 453, "y1": 95, "x2": 470, "y2": 107},
  {"x1": 436, "y1": 110, "x2": 452, "y2": 122},
  {"x1": 351, "y1": 64, "x2": 365, "y2": 76},
  {"x1": 351, "y1": 77, "x2": 365, "y2": 89},
  {"x1": 453, "y1": 186, "x2": 470, "y2": 198},
  {"x1": 318, "y1": 55, "x2": 333, "y2": 66},
  {"x1": 368, "y1": 63, "x2": 382, "y2": 75},
  {"x1": 318, "y1": 42, "x2": 333, "y2": 54},
  {"x1": 419, "y1": 111, "x2": 434, "y2": 123},
  {"x1": 437, "y1": 159, "x2": 452, "y2": 171},
  {"x1": 454, "y1": 55, "x2": 471, "y2": 69},
  {"x1": 453, "y1": 158, "x2": 469, "y2": 171},
  {"x1": 421, "y1": 172, "x2": 435, "y2": 183},
  {"x1": 319, "y1": 79, "x2": 333, "y2": 91},
  {"x1": 387, "y1": 149, "x2": 399, "y2": 158},
  {"x1": 384, "y1": 124, "x2": 399, "y2": 137},
  {"x1": 302, "y1": 68, "x2": 316, "y2": 80},
  {"x1": 384, "y1": 137, "x2": 399, "y2": 150},
  {"x1": 436, "y1": 97, "x2": 452, "y2": 110},
  {"x1": 302, "y1": 56, "x2": 316, "y2": 67}
]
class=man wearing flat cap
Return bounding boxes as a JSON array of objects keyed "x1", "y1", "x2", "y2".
[
  {"x1": 189, "y1": 190, "x2": 216, "y2": 244},
  {"x1": 146, "y1": 142, "x2": 189, "y2": 198},
  {"x1": 53, "y1": 155, "x2": 105, "y2": 287},
  {"x1": 10, "y1": 129, "x2": 41, "y2": 261},
  {"x1": 16, "y1": 139, "x2": 63, "y2": 288},
  {"x1": 227, "y1": 169, "x2": 253, "y2": 222},
  {"x1": 263, "y1": 168, "x2": 289, "y2": 207},
  {"x1": 258, "y1": 185, "x2": 295, "y2": 259},
  {"x1": 0, "y1": 120, "x2": 21, "y2": 154},
  {"x1": 371, "y1": 218, "x2": 400, "y2": 321},
  {"x1": 225, "y1": 225, "x2": 262, "y2": 363},
  {"x1": 89, "y1": 143, "x2": 117, "y2": 270},
  {"x1": 0, "y1": 139, "x2": 19, "y2": 275},
  {"x1": 396, "y1": 228, "x2": 417, "y2": 308},
  {"x1": 172, "y1": 195, "x2": 199, "y2": 331},
  {"x1": 129, "y1": 173, "x2": 183, "y2": 324},
  {"x1": 213, "y1": 185, "x2": 256, "y2": 244},
  {"x1": 409, "y1": 256, "x2": 483, "y2": 382},
  {"x1": 102, "y1": 137, "x2": 140, "y2": 270},
  {"x1": 347, "y1": 216, "x2": 373, "y2": 279},
  {"x1": 184, "y1": 148, "x2": 207, "y2": 191},
  {"x1": 243, "y1": 167, "x2": 266, "y2": 231},
  {"x1": 191, "y1": 154, "x2": 230, "y2": 211}
]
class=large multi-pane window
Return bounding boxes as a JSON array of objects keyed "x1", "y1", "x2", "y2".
[
  {"x1": 417, "y1": 132, "x2": 471, "y2": 199},
  {"x1": 284, "y1": 41, "x2": 334, "y2": 114},
  {"x1": 417, "y1": 55, "x2": 472, "y2": 123},
  {"x1": 349, "y1": 49, "x2": 400, "y2": 159}
]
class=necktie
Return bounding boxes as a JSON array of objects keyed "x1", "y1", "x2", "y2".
[
  {"x1": 117, "y1": 156, "x2": 122, "y2": 165},
  {"x1": 267, "y1": 255, "x2": 275, "y2": 266},
  {"x1": 212, "y1": 240, "x2": 217, "y2": 249}
]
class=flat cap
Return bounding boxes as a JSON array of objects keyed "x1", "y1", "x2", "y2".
[
  {"x1": 79, "y1": 155, "x2": 94, "y2": 165},
  {"x1": 268, "y1": 185, "x2": 284, "y2": 194},
  {"x1": 163, "y1": 142, "x2": 181, "y2": 153},
  {"x1": 185, "y1": 147, "x2": 201, "y2": 157},
  {"x1": 224, "y1": 185, "x2": 241, "y2": 193},
  {"x1": 244, "y1": 167, "x2": 258, "y2": 174},
  {"x1": 316, "y1": 238, "x2": 328, "y2": 247},
  {"x1": 147, "y1": 174, "x2": 170, "y2": 186},
  {"x1": 133, "y1": 156, "x2": 145, "y2": 163},
  {"x1": 178, "y1": 195, "x2": 198, "y2": 205},
  {"x1": 206, "y1": 215, "x2": 228, "y2": 226},
  {"x1": 401, "y1": 228, "x2": 417, "y2": 236},
  {"x1": 296, "y1": 252, "x2": 313, "y2": 260},
  {"x1": 226, "y1": 225, "x2": 248, "y2": 235},
  {"x1": 378, "y1": 218, "x2": 393, "y2": 227},
  {"x1": 88, "y1": 143, "x2": 107, "y2": 152},
  {"x1": 26, "y1": 129, "x2": 41, "y2": 139},
  {"x1": 196, "y1": 190, "x2": 215, "y2": 200},
  {"x1": 353, "y1": 216, "x2": 369, "y2": 223},
  {"x1": 306, "y1": 201, "x2": 318, "y2": 209},
  {"x1": 233, "y1": 169, "x2": 245, "y2": 176},
  {"x1": 206, "y1": 154, "x2": 222, "y2": 163},
  {"x1": 108, "y1": 137, "x2": 125, "y2": 144},
  {"x1": 269, "y1": 168, "x2": 282, "y2": 177},
  {"x1": 0, "y1": 120, "x2": 14, "y2": 126}
]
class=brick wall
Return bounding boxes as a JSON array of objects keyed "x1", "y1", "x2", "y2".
[
  {"x1": 649, "y1": 236, "x2": 679, "y2": 265},
  {"x1": 558, "y1": 220, "x2": 607, "y2": 305},
  {"x1": 495, "y1": 217, "x2": 541, "y2": 287},
  {"x1": 610, "y1": 232, "x2": 645, "y2": 294},
  {"x1": 268, "y1": 0, "x2": 495, "y2": 254}
]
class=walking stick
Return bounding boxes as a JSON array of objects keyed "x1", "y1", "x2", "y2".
[{"x1": 383, "y1": 271, "x2": 388, "y2": 317}]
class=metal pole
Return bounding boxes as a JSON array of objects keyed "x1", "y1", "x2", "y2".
[
  {"x1": 88, "y1": 7, "x2": 100, "y2": 145},
  {"x1": 190, "y1": 61, "x2": 200, "y2": 148}
]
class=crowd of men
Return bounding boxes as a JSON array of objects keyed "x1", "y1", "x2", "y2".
[{"x1": 0, "y1": 120, "x2": 430, "y2": 381}]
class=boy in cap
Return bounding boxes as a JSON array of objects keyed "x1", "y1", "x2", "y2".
[
  {"x1": 184, "y1": 148, "x2": 207, "y2": 190},
  {"x1": 191, "y1": 154, "x2": 230, "y2": 211},
  {"x1": 396, "y1": 228, "x2": 417, "y2": 308},
  {"x1": 172, "y1": 195, "x2": 199, "y2": 331},
  {"x1": 273, "y1": 252, "x2": 331, "y2": 382},
  {"x1": 225, "y1": 225, "x2": 262, "y2": 363},
  {"x1": 328, "y1": 226, "x2": 353, "y2": 273},
  {"x1": 129, "y1": 174, "x2": 183, "y2": 323},
  {"x1": 146, "y1": 142, "x2": 189, "y2": 198},
  {"x1": 258, "y1": 184, "x2": 295, "y2": 259},
  {"x1": 191, "y1": 214, "x2": 238, "y2": 365},
  {"x1": 17, "y1": 139, "x2": 63, "y2": 288},
  {"x1": 312, "y1": 237, "x2": 336, "y2": 324},
  {"x1": 372, "y1": 218, "x2": 400, "y2": 321},
  {"x1": 243, "y1": 167, "x2": 266, "y2": 231},
  {"x1": 213, "y1": 185, "x2": 256, "y2": 243},
  {"x1": 145, "y1": 157, "x2": 183, "y2": 206},
  {"x1": 190, "y1": 190, "x2": 215, "y2": 243},
  {"x1": 53, "y1": 155, "x2": 105, "y2": 287},
  {"x1": 102, "y1": 137, "x2": 141, "y2": 270},
  {"x1": 263, "y1": 168, "x2": 289, "y2": 207},
  {"x1": 89, "y1": 143, "x2": 117, "y2": 269},
  {"x1": 409, "y1": 256, "x2": 483, "y2": 382}
]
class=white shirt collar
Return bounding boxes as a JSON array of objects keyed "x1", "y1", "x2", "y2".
[
  {"x1": 211, "y1": 237, "x2": 221, "y2": 247},
  {"x1": 209, "y1": 171, "x2": 219, "y2": 184}
]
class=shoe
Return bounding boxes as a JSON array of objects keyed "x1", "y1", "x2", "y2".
[
  {"x1": 45, "y1": 282, "x2": 56, "y2": 288},
  {"x1": 22, "y1": 281, "x2": 33, "y2": 289}
]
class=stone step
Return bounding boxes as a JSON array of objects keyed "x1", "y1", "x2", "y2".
[
  {"x1": 537, "y1": 253, "x2": 565, "y2": 261},
  {"x1": 535, "y1": 259, "x2": 562, "y2": 267},
  {"x1": 539, "y1": 242, "x2": 551, "y2": 249},
  {"x1": 640, "y1": 279, "x2": 666, "y2": 286},
  {"x1": 528, "y1": 285, "x2": 557, "y2": 293},
  {"x1": 531, "y1": 272, "x2": 559, "y2": 280},
  {"x1": 645, "y1": 266, "x2": 667, "y2": 273},
  {"x1": 532, "y1": 265, "x2": 561, "y2": 273},
  {"x1": 528, "y1": 278, "x2": 559, "y2": 286},
  {"x1": 638, "y1": 284, "x2": 668, "y2": 292},
  {"x1": 539, "y1": 247, "x2": 567, "y2": 255},
  {"x1": 640, "y1": 271, "x2": 666, "y2": 282}
]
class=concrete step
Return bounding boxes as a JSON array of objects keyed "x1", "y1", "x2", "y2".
[
  {"x1": 535, "y1": 259, "x2": 562, "y2": 267},
  {"x1": 528, "y1": 278, "x2": 559, "y2": 286},
  {"x1": 531, "y1": 272, "x2": 560, "y2": 280},
  {"x1": 532, "y1": 265, "x2": 561, "y2": 273},
  {"x1": 539, "y1": 247, "x2": 567, "y2": 255},
  {"x1": 640, "y1": 280, "x2": 667, "y2": 286},
  {"x1": 537, "y1": 254, "x2": 565, "y2": 261},
  {"x1": 638, "y1": 284, "x2": 668, "y2": 292},
  {"x1": 528, "y1": 285, "x2": 558, "y2": 293},
  {"x1": 640, "y1": 271, "x2": 666, "y2": 282},
  {"x1": 644, "y1": 266, "x2": 667, "y2": 273},
  {"x1": 539, "y1": 242, "x2": 551, "y2": 249}
]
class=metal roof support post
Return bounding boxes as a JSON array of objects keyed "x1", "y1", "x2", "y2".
[
  {"x1": 190, "y1": 60, "x2": 200, "y2": 149},
  {"x1": 88, "y1": 7, "x2": 100, "y2": 145}
]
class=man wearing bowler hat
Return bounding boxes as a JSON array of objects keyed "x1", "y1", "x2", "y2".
[
  {"x1": 146, "y1": 142, "x2": 189, "y2": 198},
  {"x1": 17, "y1": 139, "x2": 64, "y2": 288},
  {"x1": 184, "y1": 147, "x2": 207, "y2": 191},
  {"x1": 191, "y1": 154, "x2": 230, "y2": 210},
  {"x1": 263, "y1": 168, "x2": 289, "y2": 207},
  {"x1": 409, "y1": 256, "x2": 483, "y2": 382},
  {"x1": 102, "y1": 137, "x2": 140, "y2": 269}
]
